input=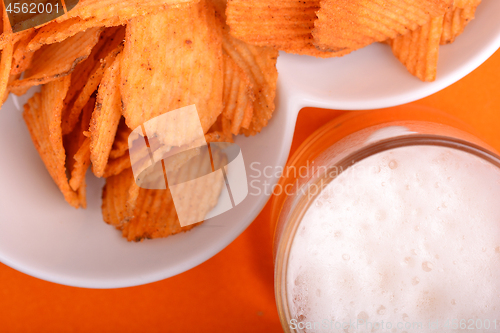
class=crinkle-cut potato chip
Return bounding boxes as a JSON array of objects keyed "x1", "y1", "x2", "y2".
[
  {"x1": 390, "y1": 15, "x2": 444, "y2": 82},
  {"x1": 9, "y1": 27, "x2": 101, "y2": 95},
  {"x1": 64, "y1": 90, "x2": 92, "y2": 209},
  {"x1": 27, "y1": 16, "x2": 124, "y2": 53},
  {"x1": 65, "y1": 96, "x2": 92, "y2": 154},
  {"x1": 69, "y1": 137, "x2": 90, "y2": 191},
  {"x1": 389, "y1": 0, "x2": 481, "y2": 82},
  {"x1": 102, "y1": 168, "x2": 137, "y2": 228},
  {"x1": 440, "y1": 0, "x2": 480, "y2": 45},
  {"x1": 11, "y1": 30, "x2": 36, "y2": 75},
  {"x1": 121, "y1": 186, "x2": 201, "y2": 242},
  {"x1": 61, "y1": 26, "x2": 124, "y2": 115},
  {"x1": 58, "y1": 0, "x2": 198, "y2": 23},
  {"x1": 118, "y1": 148, "x2": 226, "y2": 241},
  {"x1": 90, "y1": 53, "x2": 122, "y2": 178},
  {"x1": 61, "y1": 56, "x2": 97, "y2": 116},
  {"x1": 166, "y1": 145, "x2": 227, "y2": 228},
  {"x1": 222, "y1": 34, "x2": 278, "y2": 136},
  {"x1": 76, "y1": 178, "x2": 87, "y2": 209},
  {"x1": 216, "y1": 2, "x2": 278, "y2": 135},
  {"x1": 103, "y1": 152, "x2": 132, "y2": 178},
  {"x1": 225, "y1": 0, "x2": 350, "y2": 58},
  {"x1": 23, "y1": 76, "x2": 83, "y2": 208},
  {"x1": 65, "y1": 96, "x2": 93, "y2": 203},
  {"x1": 222, "y1": 53, "x2": 255, "y2": 135},
  {"x1": 62, "y1": 44, "x2": 123, "y2": 135},
  {"x1": 313, "y1": 0, "x2": 452, "y2": 53},
  {"x1": 109, "y1": 118, "x2": 132, "y2": 160},
  {"x1": 120, "y1": 0, "x2": 223, "y2": 148}
]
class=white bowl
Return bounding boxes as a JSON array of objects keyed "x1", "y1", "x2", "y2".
[{"x1": 1, "y1": 0, "x2": 499, "y2": 288}]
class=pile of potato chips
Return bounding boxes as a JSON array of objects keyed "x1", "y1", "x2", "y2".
[
  {"x1": 0, "y1": 0, "x2": 483, "y2": 241},
  {"x1": 227, "y1": 0, "x2": 482, "y2": 82},
  {"x1": 0, "y1": 0, "x2": 278, "y2": 241}
]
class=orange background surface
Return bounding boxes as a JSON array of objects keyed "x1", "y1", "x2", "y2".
[{"x1": 1, "y1": 49, "x2": 500, "y2": 333}]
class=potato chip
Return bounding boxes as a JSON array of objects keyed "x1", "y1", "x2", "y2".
[
  {"x1": 225, "y1": 0, "x2": 350, "y2": 58},
  {"x1": 10, "y1": 27, "x2": 101, "y2": 95},
  {"x1": 165, "y1": 145, "x2": 227, "y2": 227},
  {"x1": 120, "y1": 188, "x2": 196, "y2": 242},
  {"x1": 109, "y1": 118, "x2": 132, "y2": 160},
  {"x1": 390, "y1": 15, "x2": 444, "y2": 82},
  {"x1": 222, "y1": 33, "x2": 278, "y2": 135},
  {"x1": 103, "y1": 152, "x2": 132, "y2": 178},
  {"x1": 58, "y1": 0, "x2": 197, "y2": 23},
  {"x1": 125, "y1": 179, "x2": 141, "y2": 222},
  {"x1": 68, "y1": 136, "x2": 91, "y2": 192},
  {"x1": 27, "y1": 16, "x2": 123, "y2": 53},
  {"x1": 440, "y1": 1, "x2": 481, "y2": 45},
  {"x1": 222, "y1": 52, "x2": 255, "y2": 135},
  {"x1": 120, "y1": 148, "x2": 226, "y2": 241},
  {"x1": 63, "y1": 96, "x2": 93, "y2": 210},
  {"x1": 389, "y1": 0, "x2": 480, "y2": 82},
  {"x1": 23, "y1": 75, "x2": 82, "y2": 208},
  {"x1": 313, "y1": 0, "x2": 452, "y2": 53},
  {"x1": 11, "y1": 30, "x2": 35, "y2": 75},
  {"x1": 62, "y1": 44, "x2": 123, "y2": 135},
  {"x1": 120, "y1": 0, "x2": 223, "y2": 148},
  {"x1": 64, "y1": 95, "x2": 93, "y2": 157},
  {"x1": 66, "y1": 99, "x2": 93, "y2": 199},
  {"x1": 90, "y1": 53, "x2": 122, "y2": 178},
  {"x1": 240, "y1": 102, "x2": 253, "y2": 130},
  {"x1": 217, "y1": 2, "x2": 278, "y2": 135},
  {"x1": 61, "y1": 26, "x2": 124, "y2": 115},
  {"x1": 102, "y1": 168, "x2": 137, "y2": 228}
]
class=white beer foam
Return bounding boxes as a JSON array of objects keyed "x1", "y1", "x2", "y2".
[{"x1": 287, "y1": 146, "x2": 500, "y2": 332}]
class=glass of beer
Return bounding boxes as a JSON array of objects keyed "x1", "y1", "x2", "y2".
[{"x1": 271, "y1": 106, "x2": 500, "y2": 333}]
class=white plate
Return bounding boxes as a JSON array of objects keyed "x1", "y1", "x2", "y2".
[{"x1": 1, "y1": 0, "x2": 500, "y2": 288}]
